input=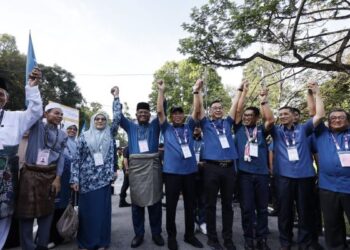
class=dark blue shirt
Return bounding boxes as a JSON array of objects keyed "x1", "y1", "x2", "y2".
[
  {"x1": 234, "y1": 123, "x2": 269, "y2": 175},
  {"x1": 200, "y1": 116, "x2": 238, "y2": 161},
  {"x1": 314, "y1": 123, "x2": 350, "y2": 194},
  {"x1": 161, "y1": 119, "x2": 197, "y2": 175},
  {"x1": 271, "y1": 119, "x2": 315, "y2": 178},
  {"x1": 120, "y1": 114, "x2": 160, "y2": 154}
]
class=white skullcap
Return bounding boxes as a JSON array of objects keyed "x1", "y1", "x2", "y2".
[{"x1": 45, "y1": 102, "x2": 62, "y2": 112}]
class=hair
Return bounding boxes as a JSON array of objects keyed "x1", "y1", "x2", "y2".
[
  {"x1": 328, "y1": 108, "x2": 350, "y2": 122},
  {"x1": 209, "y1": 99, "x2": 222, "y2": 107},
  {"x1": 244, "y1": 106, "x2": 260, "y2": 117},
  {"x1": 292, "y1": 107, "x2": 301, "y2": 115},
  {"x1": 278, "y1": 106, "x2": 294, "y2": 113}
]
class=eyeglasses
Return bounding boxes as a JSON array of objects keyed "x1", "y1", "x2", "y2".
[
  {"x1": 211, "y1": 107, "x2": 223, "y2": 111},
  {"x1": 330, "y1": 116, "x2": 347, "y2": 121},
  {"x1": 95, "y1": 117, "x2": 106, "y2": 121}
]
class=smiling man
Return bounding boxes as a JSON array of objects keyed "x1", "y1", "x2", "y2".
[
  {"x1": 313, "y1": 108, "x2": 350, "y2": 250},
  {"x1": 0, "y1": 69, "x2": 43, "y2": 249},
  {"x1": 270, "y1": 82, "x2": 325, "y2": 250}
]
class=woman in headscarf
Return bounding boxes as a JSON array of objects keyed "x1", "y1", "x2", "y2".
[
  {"x1": 70, "y1": 87, "x2": 121, "y2": 250},
  {"x1": 49, "y1": 124, "x2": 78, "y2": 247},
  {"x1": 16, "y1": 102, "x2": 67, "y2": 250}
]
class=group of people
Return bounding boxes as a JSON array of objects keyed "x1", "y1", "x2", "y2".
[{"x1": 0, "y1": 68, "x2": 349, "y2": 250}]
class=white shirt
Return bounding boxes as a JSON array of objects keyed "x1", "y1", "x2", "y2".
[{"x1": 0, "y1": 85, "x2": 43, "y2": 146}]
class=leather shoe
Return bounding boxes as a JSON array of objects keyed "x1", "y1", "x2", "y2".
[
  {"x1": 152, "y1": 234, "x2": 165, "y2": 246},
  {"x1": 184, "y1": 236, "x2": 203, "y2": 248},
  {"x1": 168, "y1": 238, "x2": 178, "y2": 250},
  {"x1": 207, "y1": 239, "x2": 224, "y2": 250},
  {"x1": 131, "y1": 235, "x2": 144, "y2": 248},
  {"x1": 224, "y1": 240, "x2": 237, "y2": 250}
]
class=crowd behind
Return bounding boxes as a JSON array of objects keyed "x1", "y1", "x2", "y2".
[{"x1": 0, "y1": 68, "x2": 349, "y2": 250}]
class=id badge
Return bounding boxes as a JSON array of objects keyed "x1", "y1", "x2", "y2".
[
  {"x1": 36, "y1": 149, "x2": 50, "y2": 166},
  {"x1": 287, "y1": 147, "x2": 299, "y2": 161},
  {"x1": 0, "y1": 141, "x2": 4, "y2": 150},
  {"x1": 219, "y1": 135, "x2": 230, "y2": 149},
  {"x1": 93, "y1": 153, "x2": 104, "y2": 166},
  {"x1": 249, "y1": 143, "x2": 258, "y2": 157},
  {"x1": 195, "y1": 152, "x2": 200, "y2": 163},
  {"x1": 138, "y1": 140, "x2": 149, "y2": 153},
  {"x1": 181, "y1": 144, "x2": 192, "y2": 159},
  {"x1": 338, "y1": 151, "x2": 350, "y2": 167}
]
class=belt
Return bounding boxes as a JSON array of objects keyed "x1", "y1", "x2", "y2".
[{"x1": 206, "y1": 160, "x2": 233, "y2": 168}]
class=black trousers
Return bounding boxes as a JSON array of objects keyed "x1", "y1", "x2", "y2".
[
  {"x1": 203, "y1": 162, "x2": 235, "y2": 242},
  {"x1": 119, "y1": 168, "x2": 129, "y2": 200},
  {"x1": 277, "y1": 176, "x2": 315, "y2": 247},
  {"x1": 319, "y1": 189, "x2": 350, "y2": 250},
  {"x1": 164, "y1": 173, "x2": 196, "y2": 239}
]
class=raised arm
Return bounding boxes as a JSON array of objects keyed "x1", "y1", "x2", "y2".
[
  {"x1": 157, "y1": 80, "x2": 166, "y2": 124},
  {"x1": 306, "y1": 88, "x2": 316, "y2": 117},
  {"x1": 110, "y1": 86, "x2": 122, "y2": 137},
  {"x1": 228, "y1": 80, "x2": 245, "y2": 120},
  {"x1": 235, "y1": 80, "x2": 249, "y2": 124},
  {"x1": 309, "y1": 81, "x2": 325, "y2": 127},
  {"x1": 192, "y1": 79, "x2": 205, "y2": 121},
  {"x1": 259, "y1": 87, "x2": 275, "y2": 131}
]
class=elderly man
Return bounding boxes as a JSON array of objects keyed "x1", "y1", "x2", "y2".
[
  {"x1": 0, "y1": 68, "x2": 43, "y2": 249},
  {"x1": 116, "y1": 88, "x2": 164, "y2": 248},
  {"x1": 313, "y1": 107, "x2": 350, "y2": 250}
]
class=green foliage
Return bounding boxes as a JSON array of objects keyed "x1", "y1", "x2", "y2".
[
  {"x1": 179, "y1": 0, "x2": 350, "y2": 73},
  {"x1": 148, "y1": 60, "x2": 231, "y2": 116}
]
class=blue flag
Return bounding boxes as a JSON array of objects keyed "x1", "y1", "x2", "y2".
[{"x1": 25, "y1": 32, "x2": 37, "y2": 86}]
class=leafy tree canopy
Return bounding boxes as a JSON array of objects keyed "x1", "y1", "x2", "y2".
[
  {"x1": 179, "y1": 0, "x2": 350, "y2": 75},
  {"x1": 148, "y1": 60, "x2": 231, "y2": 116}
]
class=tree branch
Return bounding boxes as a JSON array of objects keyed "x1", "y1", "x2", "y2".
[
  {"x1": 289, "y1": 0, "x2": 307, "y2": 50},
  {"x1": 336, "y1": 30, "x2": 350, "y2": 63},
  {"x1": 294, "y1": 29, "x2": 350, "y2": 41}
]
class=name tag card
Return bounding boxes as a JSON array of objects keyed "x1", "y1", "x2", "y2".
[
  {"x1": 93, "y1": 153, "x2": 104, "y2": 166},
  {"x1": 338, "y1": 151, "x2": 350, "y2": 167},
  {"x1": 36, "y1": 149, "x2": 50, "y2": 166},
  {"x1": 219, "y1": 135, "x2": 230, "y2": 149},
  {"x1": 138, "y1": 140, "x2": 149, "y2": 153},
  {"x1": 249, "y1": 143, "x2": 258, "y2": 157},
  {"x1": 181, "y1": 144, "x2": 192, "y2": 159},
  {"x1": 287, "y1": 147, "x2": 299, "y2": 161},
  {"x1": 0, "y1": 141, "x2": 4, "y2": 150},
  {"x1": 195, "y1": 152, "x2": 200, "y2": 163}
]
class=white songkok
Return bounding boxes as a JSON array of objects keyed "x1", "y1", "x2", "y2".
[{"x1": 45, "y1": 102, "x2": 62, "y2": 112}]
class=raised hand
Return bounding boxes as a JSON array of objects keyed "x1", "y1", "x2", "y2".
[
  {"x1": 193, "y1": 79, "x2": 203, "y2": 92},
  {"x1": 157, "y1": 80, "x2": 165, "y2": 92},
  {"x1": 111, "y1": 86, "x2": 119, "y2": 97},
  {"x1": 28, "y1": 67, "x2": 42, "y2": 87}
]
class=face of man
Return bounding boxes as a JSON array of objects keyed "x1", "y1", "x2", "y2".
[
  {"x1": 45, "y1": 108, "x2": 63, "y2": 126},
  {"x1": 329, "y1": 111, "x2": 349, "y2": 132},
  {"x1": 171, "y1": 111, "x2": 184, "y2": 125},
  {"x1": 242, "y1": 109, "x2": 258, "y2": 127},
  {"x1": 94, "y1": 114, "x2": 107, "y2": 130},
  {"x1": 278, "y1": 108, "x2": 294, "y2": 126},
  {"x1": 66, "y1": 126, "x2": 77, "y2": 137},
  {"x1": 136, "y1": 109, "x2": 151, "y2": 124},
  {"x1": 210, "y1": 102, "x2": 224, "y2": 120},
  {"x1": 293, "y1": 111, "x2": 300, "y2": 124},
  {"x1": 0, "y1": 88, "x2": 8, "y2": 109}
]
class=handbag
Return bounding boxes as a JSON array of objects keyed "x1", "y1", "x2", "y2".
[{"x1": 56, "y1": 192, "x2": 79, "y2": 240}]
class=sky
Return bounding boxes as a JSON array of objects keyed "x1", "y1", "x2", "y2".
[{"x1": 0, "y1": 0, "x2": 242, "y2": 117}]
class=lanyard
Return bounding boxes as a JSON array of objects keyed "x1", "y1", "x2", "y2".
[
  {"x1": 245, "y1": 126, "x2": 257, "y2": 143},
  {"x1": 173, "y1": 126, "x2": 188, "y2": 144},
  {"x1": 137, "y1": 125, "x2": 149, "y2": 141},
  {"x1": 0, "y1": 109, "x2": 4, "y2": 127},
  {"x1": 211, "y1": 119, "x2": 226, "y2": 136},
  {"x1": 281, "y1": 125, "x2": 296, "y2": 147},
  {"x1": 44, "y1": 125, "x2": 59, "y2": 150},
  {"x1": 331, "y1": 132, "x2": 349, "y2": 151}
]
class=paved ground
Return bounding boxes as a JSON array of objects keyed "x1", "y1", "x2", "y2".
[{"x1": 9, "y1": 171, "x2": 326, "y2": 250}]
